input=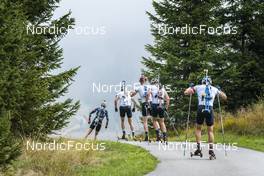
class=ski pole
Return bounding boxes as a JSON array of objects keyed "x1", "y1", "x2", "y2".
[
  {"x1": 217, "y1": 93, "x2": 227, "y2": 156},
  {"x1": 184, "y1": 93, "x2": 192, "y2": 156}
]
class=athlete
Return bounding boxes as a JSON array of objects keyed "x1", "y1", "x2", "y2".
[
  {"x1": 131, "y1": 75, "x2": 153, "y2": 141},
  {"x1": 184, "y1": 76, "x2": 227, "y2": 159},
  {"x1": 115, "y1": 81, "x2": 135, "y2": 140},
  {"x1": 148, "y1": 78, "x2": 170, "y2": 142},
  {"x1": 84, "y1": 101, "x2": 109, "y2": 140}
]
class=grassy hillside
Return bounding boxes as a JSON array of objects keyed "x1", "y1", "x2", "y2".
[
  {"x1": 223, "y1": 100, "x2": 264, "y2": 136},
  {"x1": 1, "y1": 139, "x2": 158, "y2": 176}
]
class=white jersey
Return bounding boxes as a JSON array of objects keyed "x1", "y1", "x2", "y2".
[
  {"x1": 116, "y1": 91, "x2": 132, "y2": 107},
  {"x1": 194, "y1": 85, "x2": 220, "y2": 107},
  {"x1": 150, "y1": 85, "x2": 167, "y2": 105},
  {"x1": 134, "y1": 84, "x2": 151, "y2": 103}
]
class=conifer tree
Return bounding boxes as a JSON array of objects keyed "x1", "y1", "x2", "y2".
[{"x1": 143, "y1": 0, "x2": 221, "y2": 127}]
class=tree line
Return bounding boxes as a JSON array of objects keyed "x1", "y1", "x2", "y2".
[{"x1": 143, "y1": 0, "x2": 263, "y2": 128}]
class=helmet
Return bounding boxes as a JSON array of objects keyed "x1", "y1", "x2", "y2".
[
  {"x1": 202, "y1": 76, "x2": 212, "y2": 85},
  {"x1": 101, "y1": 101, "x2": 106, "y2": 108}
]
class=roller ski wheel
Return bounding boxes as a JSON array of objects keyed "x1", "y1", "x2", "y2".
[
  {"x1": 209, "y1": 151, "x2": 216, "y2": 160},
  {"x1": 190, "y1": 149, "x2": 203, "y2": 158}
]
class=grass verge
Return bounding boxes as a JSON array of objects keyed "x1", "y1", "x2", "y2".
[{"x1": 1, "y1": 139, "x2": 158, "y2": 176}]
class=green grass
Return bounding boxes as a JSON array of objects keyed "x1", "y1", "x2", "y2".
[{"x1": 2, "y1": 139, "x2": 158, "y2": 176}]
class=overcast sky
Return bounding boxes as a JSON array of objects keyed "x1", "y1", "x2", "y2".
[{"x1": 52, "y1": 0, "x2": 154, "y2": 137}]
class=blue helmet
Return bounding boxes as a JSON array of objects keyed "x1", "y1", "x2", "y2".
[{"x1": 202, "y1": 76, "x2": 212, "y2": 85}]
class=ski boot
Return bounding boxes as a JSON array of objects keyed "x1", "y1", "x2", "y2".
[
  {"x1": 209, "y1": 150, "x2": 216, "y2": 160},
  {"x1": 162, "y1": 134, "x2": 168, "y2": 145},
  {"x1": 144, "y1": 135, "x2": 149, "y2": 142},
  {"x1": 120, "y1": 134, "x2": 128, "y2": 141},
  {"x1": 156, "y1": 132, "x2": 163, "y2": 143},
  {"x1": 130, "y1": 132, "x2": 135, "y2": 141},
  {"x1": 191, "y1": 149, "x2": 203, "y2": 158}
]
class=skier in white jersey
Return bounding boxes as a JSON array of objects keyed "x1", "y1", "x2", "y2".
[
  {"x1": 184, "y1": 77, "x2": 227, "y2": 158},
  {"x1": 148, "y1": 78, "x2": 170, "y2": 142},
  {"x1": 115, "y1": 81, "x2": 135, "y2": 140},
  {"x1": 131, "y1": 75, "x2": 155, "y2": 141}
]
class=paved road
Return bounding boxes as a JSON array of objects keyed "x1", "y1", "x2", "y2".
[{"x1": 125, "y1": 141, "x2": 264, "y2": 176}]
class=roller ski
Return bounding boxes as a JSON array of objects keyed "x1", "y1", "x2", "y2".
[
  {"x1": 209, "y1": 150, "x2": 216, "y2": 160},
  {"x1": 158, "y1": 134, "x2": 168, "y2": 145},
  {"x1": 161, "y1": 132, "x2": 168, "y2": 145},
  {"x1": 162, "y1": 136, "x2": 168, "y2": 145},
  {"x1": 190, "y1": 149, "x2": 203, "y2": 158}
]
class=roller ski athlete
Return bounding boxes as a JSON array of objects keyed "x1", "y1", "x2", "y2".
[
  {"x1": 115, "y1": 81, "x2": 135, "y2": 141},
  {"x1": 184, "y1": 70, "x2": 227, "y2": 160},
  {"x1": 148, "y1": 78, "x2": 170, "y2": 144},
  {"x1": 84, "y1": 101, "x2": 109, "y2": 140},
  {"x1": 131, "y1": 75, "x2": 152, "y2": 142}
]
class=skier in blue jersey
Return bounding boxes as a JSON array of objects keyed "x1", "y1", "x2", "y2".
[{"x1": 84, "y1": 101, "x2": 109, "y2": 140}]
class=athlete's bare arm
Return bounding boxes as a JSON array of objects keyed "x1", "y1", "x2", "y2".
[
  {"x1": 114, "y1": 96, "x2": 119, "y2": 110},
  {"x1": 219, "y1": 91, "x2": 227, "y2": 100}
]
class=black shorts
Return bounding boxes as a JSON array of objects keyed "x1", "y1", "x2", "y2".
[
  {"x1": 90, "y1": 119, "x2": 102, "y2": 132},
  {"x1": 151, "y1": 104, "x2": 165, "y2": 118},
  {"x1": 119, "y1": 106, "x2": 132, "y2": 118},
  {"x1": 196, "y1": 105, "x2": 214, "y2": 126},
  {"x1": 141, "y1": 102, "x2": 151, "y2": 117}
]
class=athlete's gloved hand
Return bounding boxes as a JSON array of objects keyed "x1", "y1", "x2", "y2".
[
  {"x1": 189, "y1": 83, "x2": 195, "y2": 88},
  {"x1": 115, "y1": 107, "x2": 118, "y2": 112},
  {"x1": 105, "y1": 125, "x2": 108, "y2": 129},
  {"x1": 132, "y1": 107, "x2": 135, "y2": 112}
]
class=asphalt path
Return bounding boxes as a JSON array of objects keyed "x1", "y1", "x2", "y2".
[{"x1": 125, "y1": 141, "x2": 264, "y2": 176}]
